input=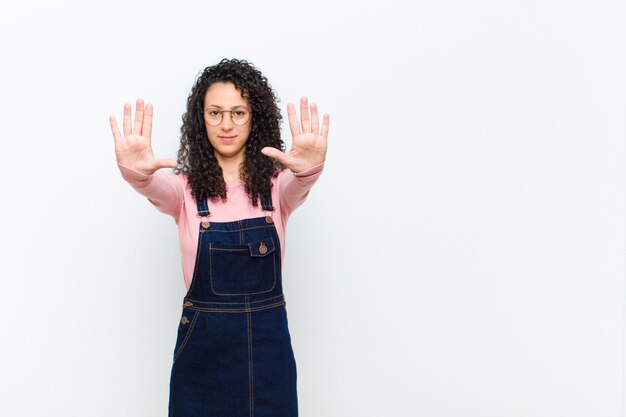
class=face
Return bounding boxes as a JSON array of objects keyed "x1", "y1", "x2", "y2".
[{"x1": 203, "y1": 81, "x2": 252, "y2": 163}]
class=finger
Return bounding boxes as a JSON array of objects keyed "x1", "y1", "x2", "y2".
[
  {"x1": 134, "y1": 98, "x2": 144, "y2": 136},
  {"x1": 300, "y1": 96, "x2": 310, "y2": 133},
  {"x1": 320, "y1": 113, "x2": 330, "y2": 140},
  {"x1": 261, "y1": 146, "x2": 290, "y2": 165},
  {"x1": 154, "y1": 158, "x2": 178, "y2": 170},
  {"x1": 123, "y1": 103, "x2": 132, "y2": 137},
  {"x1": 109, "y1": 115, "x2": 122, "y2": 143},
  {"x1": 143, "y1": 102, "x2": 153, "y2": 139},
  {"x1": 310, "y1": 102, "x2": 319, "y2": 135},
  {"x1": 287, "y1": 103, "x2": 300, "y2": 138}
]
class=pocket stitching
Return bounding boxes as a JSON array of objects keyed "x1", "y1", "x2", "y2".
[{"x1": 209, "y1": 238, "x2": 277, "y2": 296}]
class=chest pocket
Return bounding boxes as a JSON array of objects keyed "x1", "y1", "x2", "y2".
[{"x1": 209, "y1": 238, "x2": 277, "y2": 296}]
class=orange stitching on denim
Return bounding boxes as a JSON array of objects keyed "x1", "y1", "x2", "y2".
[
  {"x1": 186, "y1": 294, "x2": 284, "y2": 305},
  {"x1": 185, "y1": 300, "x2": 285, "y2": 313},
  {"x1": 208, "y1": 239, "x2": 277, "y2": 297},
  {"x1": 209, "y1": 238, "x2": 275, "y2": 254},
  {"x1": 246, "y1": 300, "x2": 254, "y2": 417},
  {"x1": 173, "y1": 310, "x2": 199, "y2": 362},
  {"x1": 200, "y1": 224, "x2": 274, "y2": 234}
]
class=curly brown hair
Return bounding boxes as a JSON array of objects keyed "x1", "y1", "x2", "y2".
[{"x1": 175, "y1": 58, "x2": 284, "y2": 206}]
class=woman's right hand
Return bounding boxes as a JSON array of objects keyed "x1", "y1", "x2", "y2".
[{"x1": 109, "y1": 98, "x2": 177, "y2": 176}]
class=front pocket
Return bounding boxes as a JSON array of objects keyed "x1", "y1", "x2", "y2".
[
  {"x1": 209, "y1": 238, "x2": 277, "y2": 296},
  {"x1": 173, "y1": 309, "x2": 199, "y2": 363}
]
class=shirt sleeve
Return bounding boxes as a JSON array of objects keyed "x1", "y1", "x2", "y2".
[
  {"x1": 117, "y1": 162, "x2": 184, "y2": 221},
  {"x1": 278, "y1": 162, "x2": 325, "y2": 219}
]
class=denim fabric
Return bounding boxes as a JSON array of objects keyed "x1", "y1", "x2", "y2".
[{"x1": 168, "y1": 195, "x2": 298, "y2": 417}]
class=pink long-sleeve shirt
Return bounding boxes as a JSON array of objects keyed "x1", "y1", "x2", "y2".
[{"x1": 118, "y1": 162, "x2": 324, "y2": 290}]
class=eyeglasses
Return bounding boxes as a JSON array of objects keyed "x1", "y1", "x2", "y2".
[{"x1": 204, "y1": 107, "x2": 252, "y2": 126}]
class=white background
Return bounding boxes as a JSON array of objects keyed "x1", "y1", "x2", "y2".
[{"x1": 1, "y1": 1, "x2": 625, "y2": 416}]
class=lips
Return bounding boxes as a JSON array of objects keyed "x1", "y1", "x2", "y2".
[{"x1": 218, "y1": 136, "x2": 236, "y2": 143}]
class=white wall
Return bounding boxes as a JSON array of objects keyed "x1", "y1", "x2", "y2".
[{"x1": 1, "y1": 1, "x2": 625, "y2": 416}]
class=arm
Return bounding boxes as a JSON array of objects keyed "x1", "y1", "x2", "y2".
[
  {"x1": 117, "y1": 162, "x2": 184, "y2": 220},
  {"x1": 279, "y1": 162, "x2": 324, "y2": 218}
]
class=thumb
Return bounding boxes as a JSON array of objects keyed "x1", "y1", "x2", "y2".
[
  {"x1": 154, "y1": 158, "x2": 178, "y2": 170},
  {"x1": 261, "y1": 147, "x2": 290, "y2": 165}
]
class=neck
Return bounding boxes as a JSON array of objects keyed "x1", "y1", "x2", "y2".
[{"x1": 215, "y1": 152, "x2": 244, "y2": 185}]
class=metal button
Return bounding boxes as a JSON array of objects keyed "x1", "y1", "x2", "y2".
[
  {"x1": 201, "y1": 221, "x2": 210, "y2": 229},
  {"x1": 265, "y1": 216, "x2": 273, "y2": 224},
  {"x1": 259, "y1": 242, "x2": 268, "y2": 254},
  {"x1": 181, "y1": 316, "x2": 189, "y2": 325}
]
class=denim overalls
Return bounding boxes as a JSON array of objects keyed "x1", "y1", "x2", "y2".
[{"x1": 168, "y1": 194, "x2": 298, "y2": 417}]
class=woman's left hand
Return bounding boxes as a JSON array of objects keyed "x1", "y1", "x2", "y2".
[{"x1": 261, "y1": 97, "x2": 329, "y2": 173}]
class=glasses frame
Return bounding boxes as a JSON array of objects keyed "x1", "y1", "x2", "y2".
[{"x1": 203, "y1": 107, "x2": 252, "y2": 126}]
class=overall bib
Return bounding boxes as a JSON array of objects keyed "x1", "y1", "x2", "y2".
[{"x1": 168, "y1": 195, "x2": 298, "y2": 417}]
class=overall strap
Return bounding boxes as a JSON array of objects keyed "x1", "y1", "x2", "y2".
[
  {"x1": 261, "y1": 193, "x2": 275, "y2": 212},
  {"x1": 196, "y1": 198, "x2": 211, "y2": 217}
]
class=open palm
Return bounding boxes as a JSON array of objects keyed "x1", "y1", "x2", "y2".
[
  {"x1": 261, "y1": 97, "x2": 329, "y2": 173},
  {"x1": 109, "y1": 98, "x2": 177, "y2": 175}
]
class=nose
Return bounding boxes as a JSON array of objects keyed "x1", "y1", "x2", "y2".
[{"x1": 220, "y1": 111, "x2": 234, "y2": 130}]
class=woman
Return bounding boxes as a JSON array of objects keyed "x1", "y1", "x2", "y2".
[{"x1": 109, "y1": 58, "x2": 329, "y2": 416}]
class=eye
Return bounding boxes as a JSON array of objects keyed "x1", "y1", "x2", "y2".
[
  {"x1": 207, "y1": 110, "x2": 220, "y2": 117},
  {"x1": 233, "y1": 110, "x2": 246, "y2": 117}
]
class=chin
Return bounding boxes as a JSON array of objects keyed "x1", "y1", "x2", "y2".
[{"x1": 213, "y1": 146, "x2": 246, "y2": 159}]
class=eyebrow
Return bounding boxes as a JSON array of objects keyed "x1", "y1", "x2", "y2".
[{"x1": 205, "y1": 105, "x2": 248, "y2": 110}]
